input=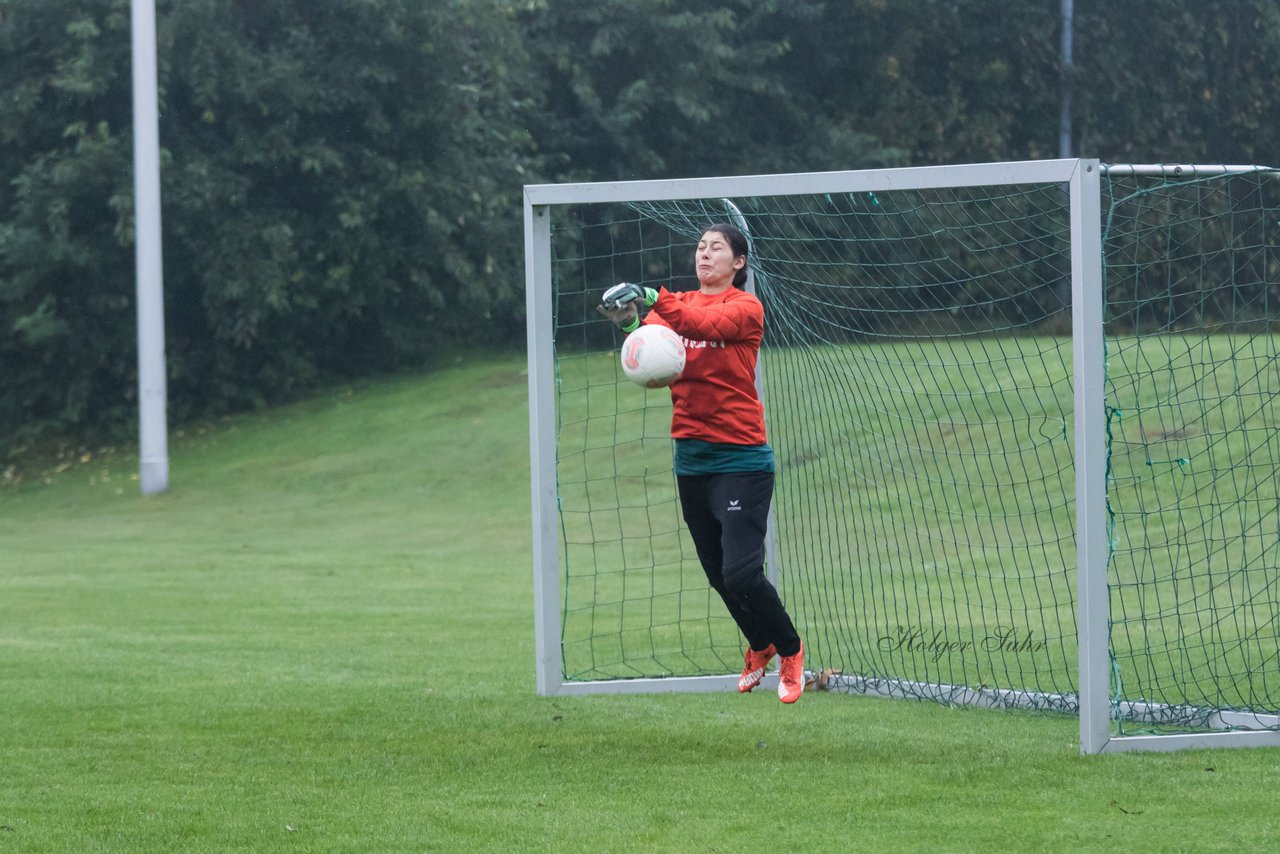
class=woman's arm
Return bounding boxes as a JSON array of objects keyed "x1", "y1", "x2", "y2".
[{"x1": 649, "y1": 288, "x2": 762, "y2": 343}]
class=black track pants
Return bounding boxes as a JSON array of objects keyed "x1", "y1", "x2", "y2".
[{"x1": 677, "y1": 471, "x2": 801, "y2": 657}]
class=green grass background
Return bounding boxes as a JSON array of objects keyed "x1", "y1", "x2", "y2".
[{"x1": 4, "y1": 354, "x2": 1280, "y2": 851}]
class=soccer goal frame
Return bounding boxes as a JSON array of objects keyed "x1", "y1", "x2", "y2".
[{"x1": 524, "y1": 158, "x2": 1280, "y2": 755}]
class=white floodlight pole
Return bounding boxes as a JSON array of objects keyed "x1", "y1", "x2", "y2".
[
  {"x1": 1059, "y1": 0, "x2": 1074, "y2": 158},
  {"x1": 131, "y1": 0, "x2": 169, "y2": 494}
]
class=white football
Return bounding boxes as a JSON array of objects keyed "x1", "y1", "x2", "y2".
[{"x1": 620, "y1": 324, "x2": 686, "y2": 388}]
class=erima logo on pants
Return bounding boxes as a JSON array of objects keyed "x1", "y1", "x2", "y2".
[{"x1": 727, "y1": 500, "x2": 742, "y2": 512}]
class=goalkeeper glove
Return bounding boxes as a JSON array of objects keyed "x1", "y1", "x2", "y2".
[
  {"x1": 601, "y1": 282, "x2": 658, "y2": 311},
  {"x1": 596, "y1": 282, "x2": 658, "y2": 333},
  {"x1": 597, "y1": 301, "x2": 640, "y2": 332}
]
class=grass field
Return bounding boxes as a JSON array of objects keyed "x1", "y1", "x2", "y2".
[{"x1": 5, "y1": 353, "x2": 1280, "y2": 851}]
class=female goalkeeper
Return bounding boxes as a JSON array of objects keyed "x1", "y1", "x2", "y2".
[{"x1": 598, "y1": 223, "x2": 805, "y2": 704}]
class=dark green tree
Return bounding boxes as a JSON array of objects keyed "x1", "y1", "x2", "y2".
[
  {"x1": 0, "y1": 0, "x2": 539, "y2": 458},
  {"x1": 521, "y1": 0, "x2": 902, "y2": 183},
  {"x1": 4, "y1": 0, "x2": 1279, "y2": 461},
  {"x1": 1075, "y1": 0, "x2": 1280, "y2": 162},
  {"x1": 771, "y1": 0, "x2": 1062, "y2": 165},
  {"x1": 0, "y1": 2, "x2": 136, "y2": 455}
]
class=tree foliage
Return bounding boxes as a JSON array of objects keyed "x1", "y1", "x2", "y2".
[
  {"x1": 1075, "y1": 0, "x2": 1280, "y2": 162},
  {"x1": 1, "y1": 0, "x2": 536, "y2": 456},
  {"x1": 2, "y1": 0, "x2": 1278, "y2": 458},
  {"x1": 521, "y1": 0, "x2": 902, "y2": 180}
]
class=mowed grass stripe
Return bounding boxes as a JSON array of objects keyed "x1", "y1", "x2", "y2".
[{"x1": 3, "y1": 354, "x2": 1280, "y2": 850}]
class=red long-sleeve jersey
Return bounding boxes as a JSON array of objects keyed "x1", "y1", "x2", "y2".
[{"x1": 643, "y1": 286, "x2": 767, "y2": 446}]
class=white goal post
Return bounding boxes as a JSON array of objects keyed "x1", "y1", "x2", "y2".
[{"x1": 524, "y1": 158, "x2": 1280, "y2": 754}]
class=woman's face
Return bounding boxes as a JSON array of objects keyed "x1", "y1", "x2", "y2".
[{"x1": 695, "y1": 230, "x2": 745, "y2": 289}]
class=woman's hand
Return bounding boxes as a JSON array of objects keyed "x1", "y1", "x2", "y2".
[
  {"x1": 596, "y1": 301, "x2": 639, "y2": 330},
  {"x1": 597, "y1": 282, "x2": 657, "y2": 332},
  {"x1": 601, "y1": 282, "x2": 658, "y2": 310}
]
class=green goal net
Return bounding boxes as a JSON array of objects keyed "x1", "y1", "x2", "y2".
[
  {"x1": 526, "y1": 161, "x2": 1280, "y2": 750},
  {"x1": 550, "y1": 210, "x2": 745, "y2": 681},
  {"x1": 1103, "y1": 167, "x2": 1280, "y2": 734}
]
